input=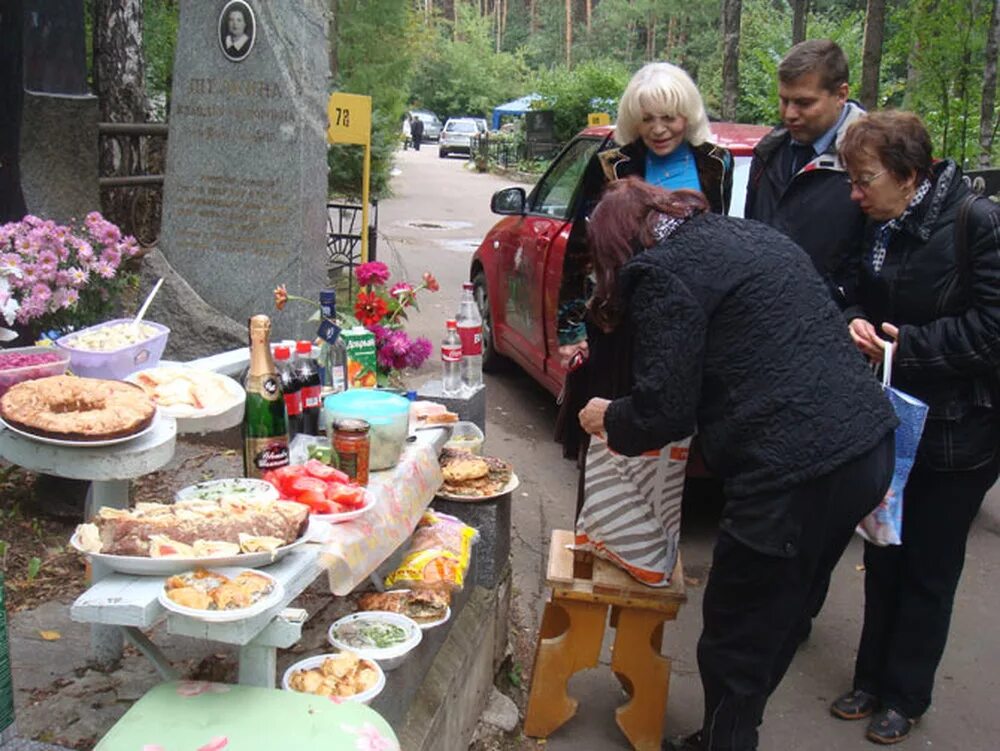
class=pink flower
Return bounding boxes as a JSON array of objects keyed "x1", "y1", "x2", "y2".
[
  {"x1": 196, "y1": 738, "x2": 229, "y2": 751},
  {"x1": 67, "y1": 267, "x2": 89, "y2": 287},
  {"x1": 30, "y1": 283, "x2": 51, "y2": 302},
  {"x1": 390, "y1": 281, "x2": 414, "y2": 304},
  {"x1": 36, "y1": 249, "x2": 57, "y2": 267},
  {"x1": 95, "y1": 259, "x2": 116, "y2": 279},
  {"x1": 100, "y1": 246, "x2": 122, "y2": 269},
  {"x1": 120, "y1": 237, "x2": 141, "y2": 257},
  {"x1": 340, "y1": 722, "x2": 398, "y2": 751},
  {"x1": 355, "y1": 261, "x2": 390, "y2": 287}
]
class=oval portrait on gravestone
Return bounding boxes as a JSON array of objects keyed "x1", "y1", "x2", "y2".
[{"x1": 219, "y1": 0, "x2": 255, "y2": 62}]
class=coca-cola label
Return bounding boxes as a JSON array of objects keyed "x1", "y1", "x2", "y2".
[
  {"x1": 283, "y1": 392, "x2": 302, "y2": 416},
  {"x1": 441, "y1": 343, "x2": 462, "y2": 363},
  {"x1": 302, "y1": 385, "x2": 321, "y2": 410},
  {"x1": 458, "y1": 325, "x2": 483, "y2": 356}
]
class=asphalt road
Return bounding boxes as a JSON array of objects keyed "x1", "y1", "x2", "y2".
[{"x1": 377, "y1": 145, "x2": 1000, "y2": 750}]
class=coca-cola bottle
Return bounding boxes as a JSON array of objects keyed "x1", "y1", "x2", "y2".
[
  {"x1": 273, "y1": 345, "x2": 302, "y2": 439},
  {"x1": 441, "y1": 319, "x2": 462, "y2": 396},
  {"x1": 456, "y1": 282, "x2": 483, "y2": 391},
  {"x1": 294, "y1": 340, "x2": 322, "y2": 436}
]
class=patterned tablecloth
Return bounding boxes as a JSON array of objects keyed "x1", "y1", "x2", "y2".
[{"x1": 314, "y1": 434, "x2": 445, "y2": 595}]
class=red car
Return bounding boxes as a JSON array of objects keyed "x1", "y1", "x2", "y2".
[{"x1": 470, "y1": 122, "x2": 770, "y2": 395}]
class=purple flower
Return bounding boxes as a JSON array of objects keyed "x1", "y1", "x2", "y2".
[
  {"x1": 100, "y1": 246, "x2": 122, "y2": 269},
  {"x1": 403, "y1": 336, "x2": 432, "y2": 369},
  {"x1": 376, "y1": 329, "x2": 412, "y2": 370},
  {"x1": 95, "y1": 259, "x2": 116, "y2": 279},
  {"x1": 355, "y1": 261, "x2": 391, "y2": 287}
]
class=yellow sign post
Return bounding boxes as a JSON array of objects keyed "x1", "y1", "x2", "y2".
[
  {"x1": 587, "y1": 112, "x2": 611, "y2": 126},
  {"x1": 327, "y1": 93, "x2": 373, "y2": 262}
]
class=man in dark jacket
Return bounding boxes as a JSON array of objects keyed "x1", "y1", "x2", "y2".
[
  {"x1": 745, "y1": 39, "x2": 867, "y2": 300},
  {"x1": 409, "y1": 115, "x2": 424, "y2": 151}
]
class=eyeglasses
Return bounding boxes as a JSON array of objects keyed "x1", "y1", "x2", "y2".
[{"x1": 848, "y1": 171, "x2": 886, "y2": 190}]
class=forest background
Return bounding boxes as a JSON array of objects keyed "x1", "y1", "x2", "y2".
[{"x1": 98, "y1": 0, "x2": 998, "y2": 199}]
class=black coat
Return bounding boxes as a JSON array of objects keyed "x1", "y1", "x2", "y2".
[
  {"x1": 745, "y1": 102, "x2": 867, "y2": 296},
  {"x1": 842, "y1": 160, "x2": 1000, "y2": 470},
  {"x1": 603, "y1": 213, "x2": 897, "y2": 552}
]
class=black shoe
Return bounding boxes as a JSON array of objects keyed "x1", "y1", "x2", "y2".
[
  {"x1": 663, "y1": 731, "x2": 704, "y2": 750},
  {"x1": 866, "y1": 708, "x2": 916, "y2": 745},
  {"x1": 831, "y1": 689, "x2": 879, "y2": 720}
]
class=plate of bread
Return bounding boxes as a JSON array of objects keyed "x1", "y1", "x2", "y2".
[{"x1": 158, "y1": 566, "x2": 283, "y2": 622}]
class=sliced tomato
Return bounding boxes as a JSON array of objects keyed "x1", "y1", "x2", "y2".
[
  {"x1": 325, "y1": 483, "x2": 367, "y2": 510},
  {"x1": 297, "y1": 490, "x2": 336, "y2": 514},
  {"x1": 304, "y1": 459, "x2": 348, "y2": 484},
  {"x1": 288, "y1": 475, "x2": 329, "y2": 497},
  {"x1": 269, "y1": 464, "x2": 306, "y2": 494}
]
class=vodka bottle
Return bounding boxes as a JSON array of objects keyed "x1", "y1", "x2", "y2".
[
  {"x1": 456, "y1": 282, "x2": 483, "y2": 391},
  {"x1": 441, "y1": 319, "x2": 462, "y2": 396}
]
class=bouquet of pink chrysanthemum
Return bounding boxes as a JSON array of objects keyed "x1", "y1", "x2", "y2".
[{"x1": 0, "y1": 212, "x2": 141, "y2": 340}]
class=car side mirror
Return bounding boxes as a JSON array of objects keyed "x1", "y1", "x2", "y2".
[{"x1": 491, "y1": 187, "x2": 526, "y2": 215}]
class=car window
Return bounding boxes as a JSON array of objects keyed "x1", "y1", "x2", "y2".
[
  {"x1": 531, "y1": 138, "x2": 603, "y2": 220},
  {"x1": 447, "y1": 121, "x2": 477, "y2": 133}
]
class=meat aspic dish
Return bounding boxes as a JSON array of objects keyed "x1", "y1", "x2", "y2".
[{"x1": 74, "y1": 496, "x2": 309, "y2": 558}]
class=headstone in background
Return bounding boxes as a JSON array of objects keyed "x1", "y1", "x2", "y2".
[
  {"x1": 524, "y1": 110, "x2": 557, "y2": 160},
  {"x1": 965, "y1": 168, "x2": 1000, "y2": 201},
  {"x1": 18, "y1": 0, "x2": 100, "y2": 224},
  {"x1": 160, "y1": 0, "x2": 329, "y2": 340}
]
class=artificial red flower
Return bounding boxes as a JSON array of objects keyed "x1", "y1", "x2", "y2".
[
  {"x1": 422, "y1": 271, "x2": 440, "y2": 292},
  {"x1": 273, "y1": 284, "x2": 288, "y2": 311},
  {"x1": 355, "y1": 291, "x2": 388, "y2": 326}
]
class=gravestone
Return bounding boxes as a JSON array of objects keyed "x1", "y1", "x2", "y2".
[
  {"x1": 17, "y1": 0, "x2": 100, "y2": 225},
  {"x1": 160, "y1": 0, "x2": 329, "y2": 339}
]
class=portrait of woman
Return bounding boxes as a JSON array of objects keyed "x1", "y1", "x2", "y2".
[{"x1": 219, "y1": 1, "x2": 255, "y2": 62}]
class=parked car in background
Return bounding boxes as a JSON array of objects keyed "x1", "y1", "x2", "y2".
[
  {"x1": 473, "y1": 118, "x2": 489, "y2": 134},
  {"x1": 439, "y1": 117, "x2": 480, "y2": 158},
  {"x1": 408, "y1": 110, "x2": 442, "y2": 142},
  {"x1": 469, "y1": 122, "x2": 770, "y2": 396}
]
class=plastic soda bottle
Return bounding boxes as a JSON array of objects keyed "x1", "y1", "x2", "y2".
[
  {"x1": 441, "y1": 319, "x2": 462, "y2": 396},
  {"x1": 294, "y1": 340, "x2": 322, "y2": 436},
  {"x1": 456, "y1": 282, "x2": 483, "y2": 391},
  {"x1": 273, "y1": 345, "x2": 302, "y2": 439}
]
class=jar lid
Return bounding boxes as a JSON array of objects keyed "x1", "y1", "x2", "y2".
[{"x1": 333, "y1": 418, "x2": 370, "y2": 433}]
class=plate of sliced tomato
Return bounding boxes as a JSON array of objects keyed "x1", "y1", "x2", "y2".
[{"x1": 262, "y1": 460, "x2": 375, "y2": 523}]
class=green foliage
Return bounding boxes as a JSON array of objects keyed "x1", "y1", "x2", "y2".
[
  {"x1": 143, "y1": 0, "x2": 180, "y2": 119},
  {"x1": 409, "y1": 6, "x2": 530, "y2": 121},
  {"x1": 26, "y1": 557, "x2": 41, "y2": 581},
  {"x1": 533, "y1": 59, "x2": 632, "y2": 143}
]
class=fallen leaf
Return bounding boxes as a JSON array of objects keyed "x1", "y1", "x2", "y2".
[
  {"x1": 222, "y1": 449, "x2": 237, "y2": 456},
  {"x1": 855, "y1": 565, "x2": 866, "y2": 572},
  {"x1": 38, "y1": 630, "x2": 61, "y2": 641}
]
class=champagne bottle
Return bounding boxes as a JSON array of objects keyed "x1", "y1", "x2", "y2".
[{"x1": 243, "y1": 315, "x2": 290, "y2": 478}]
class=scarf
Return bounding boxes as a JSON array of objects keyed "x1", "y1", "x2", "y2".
[{"x1": 870, "y1": 178, "x2": 932, "y2": 274}]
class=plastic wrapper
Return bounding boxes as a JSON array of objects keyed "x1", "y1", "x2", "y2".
[
  {"x1": 384, "y1": 510, "x2": 479, "y2": 592},
  {"x1": 289, "y1": 433, "x2": 329, "y2": 466}
]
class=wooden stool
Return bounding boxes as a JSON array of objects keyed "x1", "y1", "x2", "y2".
[{"x1": 524, "y1": 530, "x2": 686, "y2": 751}]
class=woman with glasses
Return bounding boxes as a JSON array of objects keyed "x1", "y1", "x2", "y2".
[{"x1": 831, "y1": 110, "x2": 1000, "y2": 745}]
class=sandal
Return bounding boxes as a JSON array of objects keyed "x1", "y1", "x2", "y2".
[
  {"x1": 866, "y1": 708, "x2": 917, "y2": 745},
  {"x1": 830, "y1": 689, "x2": 879, "y2": 720}
]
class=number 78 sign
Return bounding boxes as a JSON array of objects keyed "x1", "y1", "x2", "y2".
[{"x1": 327, "y1": 92, "x2": 373, "y2": 262}]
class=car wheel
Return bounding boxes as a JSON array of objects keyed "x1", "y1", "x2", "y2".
[
  {"x1": 438, "y1": 149, "x2": 447, "y2": 158},
  {"x1": 473, "y1": 270, "x2": 506, "y2": 373}
]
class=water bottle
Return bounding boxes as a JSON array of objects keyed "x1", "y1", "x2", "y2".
[
  {"x1": 318, "y1": 289, "x2": 347, "y2": 395},
  {"x1": 456, "y1": 282, "x2": 483, "y2": 391},
  {"x1": 294, "y1": 340, "x2": 322, "y2": 436},
  {"x1": 441, "y1": 319, "x2": 462, "y2": 396},
  {"x1": 273, "y1": 344, "x2": 302, "y2": 439}
]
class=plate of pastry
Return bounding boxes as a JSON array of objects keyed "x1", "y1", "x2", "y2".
[
  {"x1": 158, "y1": 566, "x2": 284, "y2": 622},
  {"x1": 126, "y1": 366, "x2": 245, "y2": 432},
  {"x1": 435, "y1": 448, "x2": 517, "y2": 501}
]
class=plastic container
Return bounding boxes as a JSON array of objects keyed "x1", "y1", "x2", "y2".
[
  {"x1": 324, "y1": 389, "x2": 410, "y2": 471},
  {"x1": 281, "y1": 653, "x2": 386, "y2": 704},
  {"x1": 0, "y1": 346, "x2": 70, "y2": 397},
  {"x1": 327, "y1": 611, "x2": 423, "y2": 671},
  {"x1": 55, "y1": 318, "x2": 170, "y2": 380},
  {"x1": 443, "y1": 421, "x2": 485, "y2": 455}
]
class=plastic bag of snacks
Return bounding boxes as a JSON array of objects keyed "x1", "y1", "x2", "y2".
[{"x1": 384, "y1": 511, "x2": 479, "y2": 592}]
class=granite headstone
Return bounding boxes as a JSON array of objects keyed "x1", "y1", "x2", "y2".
[{"x1": 160, "y1": 0, "x2": 328, "y2": 339}]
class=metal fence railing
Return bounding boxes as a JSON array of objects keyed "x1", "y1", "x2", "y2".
[{"x1": 326, "y1": 200, "x2": 378, "y2": 296}]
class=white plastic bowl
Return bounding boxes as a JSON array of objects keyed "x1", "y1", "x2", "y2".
[
  {"x1": 327, "y1": 611, "x2": 422, "y2": 671},
  {"x1": 281, "y1": 653, "x2": 385, "y2": 704},
  {"x1": 175, "y1": 478, "x2": 280, "y2": 504}
]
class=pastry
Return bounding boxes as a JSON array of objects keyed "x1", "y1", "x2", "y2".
[
  {"x1": 132, "y1": 368, "x2": 239, "y2": 416},
  {"x1": 439, "y1": 449, "x2": 513, "y2": 497},
  {"x1": 0, "y1": 374, "x2": 155, "y2": 441},
  {"x1": 163, "y1": 567, "x2": 276, "y2": 611},
  {"x1": 357, "y1": 589, "x2": 450, "y2": 623}
]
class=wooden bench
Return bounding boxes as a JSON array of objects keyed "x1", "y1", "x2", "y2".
[{"x1": 524, "y1": 529, "x2": 686, "y2": 751}]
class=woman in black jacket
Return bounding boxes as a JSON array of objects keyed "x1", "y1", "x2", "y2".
[
  {"x1": 577, "y1": 178, "x2": 897, "y2": 751},
  {"x1": 830, "y1": 111, "x2": 1000, "y2": 745}
]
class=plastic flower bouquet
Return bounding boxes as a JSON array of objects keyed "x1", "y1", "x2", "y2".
[
  {"x1": 274, "y1": 261, "x2": 438, "y2": 387},
  {"x1": 0, "y1": 213, "x2": 141, "y2": 342}
]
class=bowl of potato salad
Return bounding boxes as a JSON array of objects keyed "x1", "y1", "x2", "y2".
[{"x1": 56, "y1": 319, "x2": 170, "y2": 380}]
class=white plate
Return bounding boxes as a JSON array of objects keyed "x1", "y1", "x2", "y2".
[
  {"x1": 435, "y1": 472, "x2": 519, "y2": 502},
  {"x1": 327, "y1": 611, "x2": 423, "y2": 671},
  {"x1": 175, "y1": 478, "x2": 280, "y2": 504},
  {"x1": 158, "y1": 566, "x2": 284, "y2": 623},
  {"x1": 70, "y1": 519, "x2": 317, "y2": 576},
  {"x1": 359, "y1": 589, "x2": 451, "y2": 631},
  {"x1": 125, "y1": 367, "x2": 245, "y2": 419},
  {"x1": 0, "y1": 409, "x2": 162, "y2": 448},
  {"x1": 310, "y1": 488, "x2": 377, "y2": 524},
  {"x1": 282, "y1": 653, "x2": 385, "y2": 704}
]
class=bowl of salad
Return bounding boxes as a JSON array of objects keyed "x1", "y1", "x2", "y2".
[
  {"x1": 175, "y1": 478, "x2": 280, "y2": 504},
  {"x1": 327, "y1": 611, "x2": 422, "y2": 671}
]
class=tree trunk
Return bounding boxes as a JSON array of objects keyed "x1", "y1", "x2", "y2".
[
  {"x1": 980, "y1": 0, "x2": 1000, "y2": 167},
  {"x1": 789, "y1": 0, "x2": 808, "y2": 44},
  {"x1": 858, "y1": 0, "x2": 886, "y2": 110},
  {"x1": 665, "y1": 15, "x2": 677, "y2": 59},
  {"x1": 92, "y1": 0, "x2": 146, "y2": 232},
  {"x1": 721, "y1": 0, "x2": 742, "y2": 120},
  {"x1": 330, "y1": 0, "x2": 340, "y2": 79},
  {"x1": 529, "y1": 0, "x2": 537, "y2": 34},
  {"x1": 565, "y1": 0, "x2": 572, "y2": 67}
]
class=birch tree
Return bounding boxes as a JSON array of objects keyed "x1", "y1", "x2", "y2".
[{"x1": 859, "y1": 0, "x2": 886, "y2": 109}]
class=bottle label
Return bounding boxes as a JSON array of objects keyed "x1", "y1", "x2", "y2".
[
  {"x1": 458, "y1": 324, "x2": 483, "y2": 356},
  {"x1": 244, "y1": 437, "x2": 290, "y2": 478},
  {"x1": 247, "y1": 374, "x2": 283, "y2": 402},
  {"x1": 283, "y1": 392, "x2": 302, "y2": 416},
  {"x1": 317, "y1": 319, "x2": 342, "y2": 345},
  {"x1": 302, "y1": 384, "x2": 322, "y2": 410},
  {"x1": 441, "y1": 343, "x2": 462, "y2": 363}
]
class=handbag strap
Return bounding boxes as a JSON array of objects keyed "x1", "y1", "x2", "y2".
[{"x1": 953, "y1": 193, "x2": 979, "y2": 298}]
